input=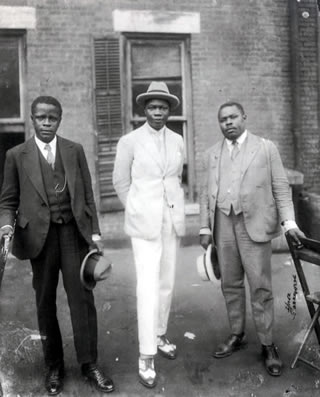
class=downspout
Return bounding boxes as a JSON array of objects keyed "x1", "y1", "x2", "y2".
[
  {"x1": 317, "y1": 2, "x2": 320, "y2": 156},
  {"x1": 289, "y1": 0, "x2": 301, "y2": 169}
]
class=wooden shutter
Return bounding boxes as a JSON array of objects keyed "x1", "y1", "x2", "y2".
[{"x1": 93, "y1": 37, "x2": 123, "y2": 211}]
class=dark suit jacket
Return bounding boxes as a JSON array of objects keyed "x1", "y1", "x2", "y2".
[{"x1": 0, "y1": 136, "x2": 100, "y2": 260}]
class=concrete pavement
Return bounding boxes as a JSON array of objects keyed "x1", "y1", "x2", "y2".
[{"x1": 0, "y1": 244, "x2": 320, "y2": 396}]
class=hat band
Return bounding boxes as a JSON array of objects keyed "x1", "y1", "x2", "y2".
[{"x1": 147, "y1": 89, "x2": 171, "y2": 94}]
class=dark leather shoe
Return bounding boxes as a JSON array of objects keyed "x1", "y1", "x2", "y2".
[
  {"x1": 262, "y1": 344, "x2": 283, "y2": 376},
  {"x1": 82, "y1": 363, "x2": 115, "y2": 393},
  {"x1": 45, "y1": 366, "x2": 64, "y2": 396},
  {"x1": 213, "y1": 333, "x2": 247, "y2": 358},
  {"x1": 157, "y1": 335, "x2": 177, "y2": 360}
]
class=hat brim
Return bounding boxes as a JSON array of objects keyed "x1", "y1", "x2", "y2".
[
  {"x1": 136, "y1": 92, "x2": 180, "y2": 110},
  {"x1": 209, "y1": 244, "x2": 221, "y2": 280},
  {"x1": 196, "y1": 244, "x2": 221, "y2": 282},
  {"x1": 80, "y1": 248, "x2": 98, "y2": 290}
]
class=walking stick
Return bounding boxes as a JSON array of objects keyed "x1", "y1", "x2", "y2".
[{"x1": 0, "y1": 235, "x2": 10, "y2": 288}]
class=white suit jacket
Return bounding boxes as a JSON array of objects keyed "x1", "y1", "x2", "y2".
[
  {"x1": 199, "y1": 132, "x2": 295, "y2": 242},
  {"x1": 113, "y1": 122, "x2": 186, "y2": 240}
]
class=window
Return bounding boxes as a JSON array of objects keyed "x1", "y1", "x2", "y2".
[
  {"x1": 0, "y1": 32, "x2": 25, "y2": 126},
  {"x1": 0, "y1": 31, "x2": 26, "y2": 189},
  {"x1": 93, "y1": 34, "x2": 195, "y2": 212},
  {"x1": 123, "y1": 34, "x2": 195, "y2": 200}
]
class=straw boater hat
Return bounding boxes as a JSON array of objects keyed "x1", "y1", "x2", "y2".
[
  {"x1": 80, "y1": 249, "x2": 113, "y2": 290},
  {"x1": 196, "y1": 244, "x2": 221, "y2": 282},
  {"x1": 136, "y1": 81, "x2": 180, "y2": 110}
]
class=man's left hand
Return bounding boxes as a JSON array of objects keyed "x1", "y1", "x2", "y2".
[{"x1": 287, "y1": 227, "x2": 306, "y2": 246}]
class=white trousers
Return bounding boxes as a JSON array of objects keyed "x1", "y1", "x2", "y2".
[{"x1": 131, "y1": 205, "x2": 179, "y2": 356}]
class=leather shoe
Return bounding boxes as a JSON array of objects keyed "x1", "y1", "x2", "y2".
[
  {"x1": 82, "y1": 363, "x2": 115, "y2": 393},
  {"x1": 45, "y1": 366, "x2": 64, "y2": 396},
  {"x1": 262, "y1": 344, "x2": 283, "y2": 376},
  {"x1": 157, "y1": 335, "x2": 177, "y2": 360},
  {"x1": 213, "y1": 333, "x2": 247, "y2": 358},
  {"x1": 138, "y1": 357, "x2": 157, "y2": 388}
]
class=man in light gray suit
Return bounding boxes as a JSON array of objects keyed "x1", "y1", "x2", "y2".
[
  {"x1": 200, "y1": 101, "x2": 304, "y2": 377},
  {"x1": 113, "y1": 82, "x2": 185, "y2": 388}
]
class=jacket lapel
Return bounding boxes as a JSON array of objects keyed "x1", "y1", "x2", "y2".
[
  {"x1": 211, "y1": 140, "x2": 224, "y2": 184},
  {"x1": 240, "y1": 132, "x2": 261, "y2": 179},
  {"x1": 137, "y1": 123, "x2": 165, "y2": 172},
  {"x1": 22, "y1": 138, "x2": 48, "y2": 205},
  {"x1": 58, "y1": 136, "x2": 77, "y2": 201},
  {"x1": 163, "y1": 128, "x2": 177, "y2": 175}
]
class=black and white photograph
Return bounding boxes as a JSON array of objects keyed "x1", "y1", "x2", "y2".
[{"x1": 0, "y1": 1, "x2": 319, "y2": 396}]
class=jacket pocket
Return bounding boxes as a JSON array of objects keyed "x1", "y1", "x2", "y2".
[{"x1": 16, "y1": 214, "x2": 29, "y2": 229}]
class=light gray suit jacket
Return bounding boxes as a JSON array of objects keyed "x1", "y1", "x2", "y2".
[
  {"x1": 199, "y1": 132, "x2": 295, "y2": 242},
  {"x1": 113, "y1": 123, "x2": 185, "y2": 240}
]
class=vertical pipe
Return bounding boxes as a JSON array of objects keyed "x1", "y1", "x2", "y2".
[
  {"x1": 316, "y1": 2, "x2": 320, "y2": 144},
  {"x1": 289, "y1": 0, "x2": 301, "y2": 169}
]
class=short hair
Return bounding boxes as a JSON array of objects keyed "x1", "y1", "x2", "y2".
[
  {"x1": 218, "y1": 101, "x2": 245, "y2": 118},
  {"x1": 31, "y1": 96, "x2": 63, "y2": 117}
]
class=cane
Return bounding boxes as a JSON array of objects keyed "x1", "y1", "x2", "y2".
[{"x1": 0, "y1": 235, "x2": 11, "y2": 289}]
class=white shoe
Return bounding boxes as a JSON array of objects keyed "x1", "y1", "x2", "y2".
[
  {"x1": 157, "y1": 335, "x2": 177, "y2": 360},
  {"x1": 138, "y1": 357, "x2": 157, "y2": 388}
]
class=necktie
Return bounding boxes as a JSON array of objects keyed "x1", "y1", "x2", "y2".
[
  {"x1": 231, "y1": 140, "x2": 240, "y2": 161},
  {"x1": 44, "y1": 144, "x2": 55, "y2": 169}
]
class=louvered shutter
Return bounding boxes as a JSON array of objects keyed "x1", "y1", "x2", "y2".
[{"x1": 93, "y1": 37, "x2": 123, "y2": 211}]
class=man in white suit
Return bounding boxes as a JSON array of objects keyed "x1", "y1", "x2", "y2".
[
  {"x1": 113, "y1": 82, "x2": 185, "y2": 388},
  {"x1": 200, "y1": 101, "x2": 305, "y2": 377}
]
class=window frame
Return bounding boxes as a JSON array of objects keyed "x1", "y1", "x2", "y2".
[
  {"x1": 0, "y1": 29, "x2": 26, "y2": 133},
  {"x1": 121, "y1": 33, "x2": 195, "y2": 201}
]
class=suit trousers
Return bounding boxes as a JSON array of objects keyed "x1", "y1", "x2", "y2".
[
  {"x1": 214, "y1": 208, "x2": 274, "y2": 345},
  {"x1": 131, "y1": 204, "x2": 179, "y2": 356},
  {"x1": 30, "y1": 219, "x2": 98, "y2": 368}
]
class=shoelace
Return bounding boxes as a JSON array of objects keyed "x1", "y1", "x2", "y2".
[{"x1": 89, "y1": 367, "x2": 107, "y2": 384}]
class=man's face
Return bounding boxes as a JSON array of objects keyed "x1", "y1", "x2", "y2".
[
  {"x1": 144, "y1": 99, "x2": 170, "y2": 130},
  {"x1": 218, "y1": 105, "x2": 246, "y2": 141},
  {"x1": 31, "y1": 103, "x2": 61, "y2": 143}
]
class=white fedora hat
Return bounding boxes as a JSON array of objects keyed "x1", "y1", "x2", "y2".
[
  {"x1": 196, "y1": 244, "x2": 221, "y2": 282},
  {"x1": 136, "y1": 81, "x2": 180, "y2": 110}
]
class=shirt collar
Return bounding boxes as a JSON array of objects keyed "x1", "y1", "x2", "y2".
[
  {"x1": 146, "y1": 123, "x2": 165, "y2": 138},
  {"x1": 225, "y1": 129, "x2": 247, "y2": 148},
  {"x1": 34, "y1": 135, "x2": 57, "y2": 151}
]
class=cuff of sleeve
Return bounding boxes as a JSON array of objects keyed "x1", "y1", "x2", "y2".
[
  {"x1": 1, "y1": 225, "x2": 13, "y2": 232},
  {"x1": 92, "y1": 234, "x2": 102, "y2": 242},
  {"x1": 282, "y1": 220, "x2": 298, "y2": 233},
  {"x1": 199, "y1": 227, "x2": 211, "y2": 235}
]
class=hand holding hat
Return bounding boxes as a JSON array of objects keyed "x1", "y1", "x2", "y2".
[{"x1": 80, "y1": 249, "x2": 113, "y2": 290}]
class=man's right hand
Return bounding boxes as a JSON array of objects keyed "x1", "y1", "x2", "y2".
[
  {"x1": 200, "y1": 234, "x2": 212, "y2": 250},
  {"x1": 0, "y1": 226, "x2": 13, "y2": 241}
]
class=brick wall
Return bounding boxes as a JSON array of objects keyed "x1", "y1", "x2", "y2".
[
  {"x1": 1, "y1": 0, "x2": 317, "y2": 238},
  {"x1": 295, "y1": 0, "x2": 320, "y2": 192}
]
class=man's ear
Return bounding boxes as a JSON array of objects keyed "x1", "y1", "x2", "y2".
[{"x1": 243, "y1": 114, "x2": 247, "y2": 120}]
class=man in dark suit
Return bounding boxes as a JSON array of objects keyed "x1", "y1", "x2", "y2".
[{"x1": 0, "y1": 96, "x2": 114, "y2": 395}]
